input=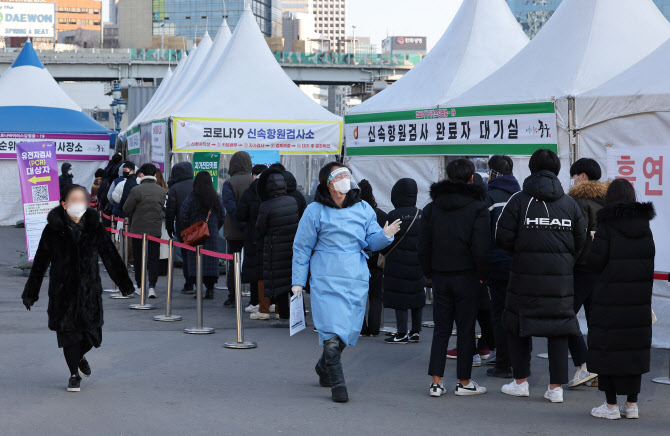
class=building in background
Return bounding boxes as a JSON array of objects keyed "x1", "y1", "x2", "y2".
[
  {"x1": 381, "y1": 36, "x2": 427, "y2": 56},
  {"x1": 283, "y1": 0, "x2": 347, "y2": 52}
]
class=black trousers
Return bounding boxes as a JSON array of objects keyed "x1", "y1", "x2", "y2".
[
  {"x1": 476, "y1": 283, "x2": 495, "y2": 350},
  {"x1": 508, "y1": 334, "x2": 569, "y2": 385},
  {"x1": 226, "y1": 240, "x2": 244, "y2": 301},
  {"x1": 249, "y1": 279, "x2": 259, "y2": 306},
  {"x1": 63, "y1": 342, "x2": 93, "y2": 376},
  {"x1": 132, "y1": 238, "x2": 160, "y2": 287},
  {"x1": 488, "y1": 279, "x2": 511, "y2": 369},
  {"x1": 395, "y1": 308, "x2": 423, "y2": 335},
  {"x1": 428, "y1": 273, "x2": 479, "y2": 380},
  {"x1": 361, "y1": 267, "x2": 383, "y2": 336},
  {"x1": 601, "y1": 375, "x2": 641, "y2": 404},
  {"x1": 568, "y1": 269, "x2": 597, "y2": 367},
  {"x1": 181, "y1": 247, "x2": 193, "y2": 288},
  {"x1": 275, "y1": 292, "x2": 290, "y2": 320}
]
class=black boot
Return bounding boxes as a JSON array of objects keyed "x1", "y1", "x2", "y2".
[
  {"x1": 331, "y1": 386, "x2": 349, "y2": 403},
  {"x1": 315, "y1": 362, "x2": 332, "y2": 387},
  {"x1": 205, "y1": 288, "x2": 214, "y2": 300}
]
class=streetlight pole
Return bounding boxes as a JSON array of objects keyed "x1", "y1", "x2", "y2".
[{"x1": 110, "y1": 83, "x2": 127, "y2": 133}]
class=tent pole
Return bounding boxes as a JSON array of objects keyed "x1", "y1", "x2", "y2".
[{"x1": 568, "y1": 96, "x2": 576, "y2": 165}]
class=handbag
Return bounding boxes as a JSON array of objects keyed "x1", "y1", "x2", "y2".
[
  {"x1": 181, "y1": 209, "x2": 211, "y2": 246},
  {"x1": 377, "y1": 209, "x2": 419, "y2": 269}
]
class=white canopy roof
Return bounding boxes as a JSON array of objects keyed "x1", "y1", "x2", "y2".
[
  {"x1": 172, "y1": 7, "x2": 340, "y2": 122},
  {"x1": 347, "y1": 0, "x2": 528, "y2": 115},
  {"x1": 574, "y1": 37, "x2": 670, "y2": 129},
  {"x1": 128, "y1": 65, "x2": 173, "y2": 129},
  {"x1": 446, "y1": 0, "x2": 670, "y2": 109}
]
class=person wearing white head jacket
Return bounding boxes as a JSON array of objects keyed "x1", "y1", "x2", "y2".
[{"x1": 292, "y1": 162, "x2": 401, "y2": 403}]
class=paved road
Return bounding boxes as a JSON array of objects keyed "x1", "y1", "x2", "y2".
[{"x1": 1, "y1": 226, "x2": 669, "y2": 435}]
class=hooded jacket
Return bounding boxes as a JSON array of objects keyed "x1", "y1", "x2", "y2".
[
  {"x1": 165, "y1": 162, "x2": 195, "y2": 238},
  {"x1": 222, "y1": 151, "x2": 254, "y2": 240},
  {"x1": 123, "y1": 176, "x2": 167, "y2": 237},
  {"x1": 585, "y1": 201, "x2": 655, "y2": 376},
  {"x1": 58, "y1": 163, "x2": 73, "y2": 191},
  {"x1": 487, "y1": 175, "x2": 521, "y2": 280},
  {"x1": 282, "y1": 170, "x2": 307, "y2": 218},
  {"x1": 568, "y1": 180, "x2": 609, "y2": 269},
  {"x1": 496, "y1": 170, "x2": 587, "y2": 338},
  {"x1": 382, "y1": 178, "x2": 425, "y2": 310},
  {"x1": 418, "y1": 179, "x2": 489, "y2": 280},
  {"x1": 22, "y1": 207, "x2": 134, "y2": 332},
  {"x1": 256, "y1": 168, "x2": 299, "y2": 297},
  {"x1": 236, "y1": 179, "x2": 263, "y2": 283}
]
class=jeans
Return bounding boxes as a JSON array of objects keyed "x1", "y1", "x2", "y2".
[
  {"x1": 317, "y1": 336, "x2": 346, "y2": 387},
  {"x1": 181, "y1": 247, "x2": 193, "y2": 289},
  {"x1": 362, "y1": 267, "x2": 383, "y2": 336},
  {"x1": 226, "y1": 240, "x2": 244, "y2": 301},
  {"x1": 568, "y1": 269, "x2": 597, "y2": 367},
  {"x1": 488, "y1": 279, "x2": 511, "y2": 370},
  {"x1": 508, "y1": 334, "x2": 568, "y2": 385},
  {"x1": 428, "y1": 273, "x2": 479, "y2": 380},
  {"x1": 395, "y1": 308, "x2": 423, "y2": 335},
  {"x1": 132, "y1": 238, "x2": 160, "y2": 288}
]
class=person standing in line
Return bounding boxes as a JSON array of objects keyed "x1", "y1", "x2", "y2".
[
  {"x1": 485, "y1": 155, "x2": 520, "y2": 379},
  {"x1": 358, "y1": 179, "x2": 387, "y2": 337},
  {"x1": 383, "y1": 178, "x2": 425, "y2": 344},
  {"x1": 292, "y1": 162, "x2": 400, "y2": 403},
  {"x1": 221, "y1": 151, "x2": 254, "y2": 308},
  {"x1": 58, "y1": 162, "x2": 74, "y2": 192},
  {"x1": 256, "y1": 168, "x2": 300, "y2": 327},
  {"x1": 236, "y1": 164, "x2": 269, "y2": 318},
  {"x1": 22, "y1": 185, "x2": 134, "y2": 392},
  {"x1": 496, "y1": 149, "x2": 586, "y2": 403},
  {"x1": 165, "y1": 162, "x2": 195, "y2": 294},
  {"x1": 586, "y1": 179, "x2": 655, "y2": 420},
  {"x1": 123, "y1": 164, "x2": 167, "y2": 299},
  {"x1": 90, "y1": 168, "x2": 104, "y2": 209},
  {"x1": 179, "y1": 171, "x2": 225, "y2": 299},
  {"x1": 420, "y1": 159, "x2": 490, "y2": 398},
  {"x1": 111, "y1": 162, "x2": 136, "y2": 218},
  {"x1": 566, "y1": 158, "x2": 609, "y2": 387}
]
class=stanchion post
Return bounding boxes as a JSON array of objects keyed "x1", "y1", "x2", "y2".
[
  {"x1": 652, "y1": 353, "x2": 670, "y2": 385},
  {"x1": 130, "y1": 234, "x2": 155, "y2": 310},
  {"x1": 111, "y1": 218, "x2": 132, "y2": 299},
  {"x1": 422, "y1": 284, "x2": 434, "y2": 328},
  {"x1": 155, "y1": 239, "x2": 182, "y2": 321},
  {"x1": 185, "y1": 246, "x2": 214, "y2": 334},
  {"x1": 224, "y1": 252, "x2": 257, "y2": 349},
  {"x1": 380, "y1": 306, "x2": 396, "y2": 336}
]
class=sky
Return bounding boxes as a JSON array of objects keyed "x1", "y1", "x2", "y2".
[{"x1": 346, "y1": 0, "x2": 464, "y2": 51}]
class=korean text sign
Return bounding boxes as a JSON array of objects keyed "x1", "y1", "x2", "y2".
[
  {"x1": 17, "y1": 142, "x2": 60, "y2": 261},
  {"x1": 607, "y1": 147, "x2": 668, "y2": 271},
  {"x1": 193, "y1": 152, "x2": 220, "y2": 188},
  {"x1": 0, "y1": 132, "x2": 110, "y2": 161},
  {"x1": 151, "y1": 120, "x2": 167, "y2": 171},
  {"x1": 344, "y1": 102, "x2": 557, "y2": 156}
]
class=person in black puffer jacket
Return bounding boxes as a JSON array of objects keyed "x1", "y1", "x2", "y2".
[
  {"x1": 496, "y1": 149, "x2": 586, "y2": 401},
  {"x1": 283, "y1": 169, "x2": 307, "y2": 218},
  {"x1": 383, "y1": 178, "x2": 425, "y2": 344},
  {"x1": 166, "y1": 161, "x2": 195, "y2": 293},
  {"x1": 585, "y1": 179, "x2": 655, "y2": 419},
  {"x1": 256, "y1": 168, "x2": 300, "y2": 326}
]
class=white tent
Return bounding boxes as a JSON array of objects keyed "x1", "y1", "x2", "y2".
[
  {"x1": 128, "y1": 65, "x2": 173, "y2": 131},
  {"x1": 344, "y1": 0, "x2": 529, "y2": 210}
]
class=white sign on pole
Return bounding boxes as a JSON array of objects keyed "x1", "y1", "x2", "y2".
[{"x1": 0, "y1": 2, "x2": 56, "y2": 38}]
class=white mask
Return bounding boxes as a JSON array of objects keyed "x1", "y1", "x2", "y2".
[
  {"x1": 333, "y1": 178, "x2": 351, "y2": 194},
  {"x1": 67, "y1": 202, "x2": 87, "y2": 219},
  {"x1": 569, "y1": 178, "x2": 575, "y2": 188},
  {"x1": 136, "y1": 176, "x2": 144, "y2": 184}
]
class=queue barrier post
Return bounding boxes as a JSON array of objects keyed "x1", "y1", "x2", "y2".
[
  {"x1": 185, "y1": 246, "x2": 215, "y2": 334},
  {"x1": 154, "y1": 239, "x2": 182, "y2": 322},
  {"x1": 380, "y1": 307, "x2": 396, "y2": 336},
  {"x1": 224, "y1": 252, "x2": 257, "y2": 349},
  {"x1": 130, "y1": 234, "x2": 155, "y2": 310},
  {"x1": 652, "y1": 353, "x2": 670, "y2": 384},
  {"x1": 422, "y1": 284, "x2": 434, "y2": 328},
  {"x1": 102, "y1": 215, "x2": 119, "y2": 293},
  {"x1": 111, "y1": 218, "x2": 133, "y2": 299}
]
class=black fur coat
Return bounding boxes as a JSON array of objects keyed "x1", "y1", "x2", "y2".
[{"x1": 22, "y1": 206, "x2": 134, "y2": 332}]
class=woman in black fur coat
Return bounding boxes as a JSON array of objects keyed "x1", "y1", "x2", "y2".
[{"x1": 22, "y1": 185, "x2": 134, "y2": 392}]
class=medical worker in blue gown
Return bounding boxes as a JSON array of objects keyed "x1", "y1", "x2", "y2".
[{"x1": 292, "y1": 162, "x2": 402, "y2": 403}]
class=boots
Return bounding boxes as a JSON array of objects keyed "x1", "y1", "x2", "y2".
[
  {"x1": 323, "y1": 336, "x2": 348, "y2": 402},
  {"x1": 204, "y1": 287, "x2": 214, "y2": 300}
]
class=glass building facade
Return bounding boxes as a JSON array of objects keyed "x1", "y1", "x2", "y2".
[
  {"x1": 152, "y1": 0, "x2": 281, "y2": 40},
  {"x1": 506, "y1": 0, "x2": 670, "y2": 39}
]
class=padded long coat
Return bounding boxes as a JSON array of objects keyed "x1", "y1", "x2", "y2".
[
  {"x1": 22, "y1": 207, "x2": 134, "y2": 332},
  {"x1": 179, "y1": 193, "x2": 225, "y2": 278}
]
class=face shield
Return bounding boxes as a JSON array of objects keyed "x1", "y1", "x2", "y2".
[{"x1": 327, "y1": 167, "x2": 358, "y2": 195}]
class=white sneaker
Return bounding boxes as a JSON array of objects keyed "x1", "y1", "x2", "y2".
[
  {"x1": 591, "y1": 402, "x2": 621, "y2": 420},
  {"x1": 245, "y1": 304, "x2": 259, "y2": 313},
  {"x1": 429, "y1": 382, "x2": 446, "y2": 397},
  {"x1": 567, "y1": 366, "x2": 598, "y2": 387},
  {"x1": 501, "y1": 380, "x2": 530, "y2": 397},
  {"x1": 455, "y1": 380, "x2": 487, "y2": 396},
  {"x1": 134, "y1": 286, "x2": 141, "y2": 296},
  {"x1": 544, "y1": 386, "x2": 564, "y2": 403},
  {"x1": 619, "y1": 404, "x2": 639, "y2": 419},
  {"x1": 148, "y1": 287, "x2": 157, "y2": 299},
  {"x1": 472, "y1": 354, "x2": 482, "y2": 367},
  {"x1": 250, "y1": 312, "x2": 270, "y2": 320},
  {"x1": 269, "y1": 304, "x2": 276, "y2": 313}
]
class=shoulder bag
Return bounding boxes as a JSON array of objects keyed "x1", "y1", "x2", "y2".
[
  {"x1": 377, "y1": 209, "x2": 419, "y2": 269},
  {"x1": 181, "y1": 209, "x2": 211, "y2": 246}
]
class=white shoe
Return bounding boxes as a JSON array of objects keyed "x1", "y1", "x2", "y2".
[
  {"x1": 134, "y1": 286, "x2": 141, "y2": 296},
  {"x1": 269, "y1": 304, "x2": 276, "y2": 313},
  {"x1": 567, "y1": 366, "x2": 598, "y2": 388},
  {"x1": 472, "y1": 354, "x2": 482, "y2": 367},
  {"x1": 544, "y1": 386, "x2": 564, "y2": 403},
  {"x1": 429, "y1": 382, "x2": 446, "y2": 397},
  {"x1": 148, "y1": 287, "x2": 157, "y2": 299},
  {"x1": 250, "y1": 312, "x2": 270, "y2": 320},
  {"x1": 455, "y1": 380, "x2": 487, "y2": 396},
  {"x1": 591, "y1": 402, "x2": 621, "y2": 420},
  {"x1": 245, "y1": 304, "x2": 259, "y2": 313},
  {"x1": 619, "y1": 404, "x2": 639, "y2": 419},
  {"x1": 501, "y1": 380, "x2": 530, "y2": 397}
]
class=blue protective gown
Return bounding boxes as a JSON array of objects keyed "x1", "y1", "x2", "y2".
[{"x1": 292, "y1": 200, "x2": 392, "y2": 346}]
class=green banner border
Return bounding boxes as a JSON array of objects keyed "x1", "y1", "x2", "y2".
[
  {"x1": 346, "y1": 144, "x2": 557, "y2": 157},
  {"x1": 344, "y1": 102, "x2": 555, "y2": 124}
]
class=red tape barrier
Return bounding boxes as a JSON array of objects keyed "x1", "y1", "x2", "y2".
[
  {"x1": 173, "y1": 241, "x2": 196, "y2": 252},
  {"x1": 113, "y1": 216, "x2": 126, "y2": 223},
  {"x1": 104, "y1": 227, "x2": 120, "y2": 235},
  {"x1": 147, "y1": 235, "x2": 170, "y2": 245},
  {"x1": 124, "y1": 231, "x2": 143, "y2": 240},
  {"x1": 654, "y1": 272, "x2": 669, "y2": 281},
  {"x1": 200, "y1": 248, "x2": 233, "y2": 260},
  {"x1": 101, "y1": 213, "x2": 112, "y2": 220}
]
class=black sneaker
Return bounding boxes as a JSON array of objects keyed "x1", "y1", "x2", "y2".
[
  {"x1": 408, "y1": 332, "x2": 420, "y2": 343},
  {"x1": 67, "y1": 375, "x2": 81, "y2": 392},
  {"x1": 487, "y1": 367, "x2": 513, "y2": 378},
  {"x1": 180, "y1": 287, "x2": 195, "y2": 295},
  {"x1": 315, "y1": 364, "x2": 332, "y2": 387},
  {"x1": 78, "y1": 358, "x2": 91, "y2": 378},
  {"x1": 331, "y1": 386, "x2": 349, "y2": 403},
  {"x1": 223, "y1": 298, "x2": 235, "y2": 307},
  {"x1": 385, "y1": 333, "x2": 409, "y2": 344}
]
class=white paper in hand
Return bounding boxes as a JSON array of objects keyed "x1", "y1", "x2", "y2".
[{"x1": 290, "y1": 293, "x2": 306, "y2": 336}]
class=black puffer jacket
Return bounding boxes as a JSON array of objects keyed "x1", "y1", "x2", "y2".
[
  {"x1": 496, "y1": 170, "x2": 586, "y2": 337},
  {"x1": 486, "y1": 175, "x2": 521, "y2": 280},
  {"x1": 418, "y1": 180, "x2": 489, "y2": 280},
  {"x1": 383, "y1": 178, "x2": 425, "y2": 309},
  {"x1": 283, "y1": 170, "x2": 307, "y2": 218},
  {"x1": 586, "y1": 202, "x2": 655, "y2": 376},
  {"x1": 256, "y1": 168, "x2": 300, "y2": 297},
  {"x1": 568, "y1": 180, "x2": 609, "y2": 270},
  {"x1": 22, "y1": 207, "x2": 134, "y2": 332},
  {"x1": 165, "y1": 162, "x2": 194, "y2": 239},
  {"x1": 236, "y1": 179, "x2": 262, "y2": 283},
  {"x1": 58, "y1": 163, "x2": 73, "y2": 192}
]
